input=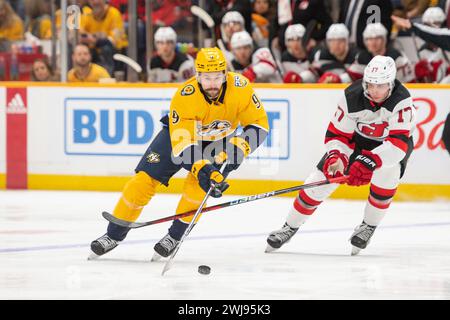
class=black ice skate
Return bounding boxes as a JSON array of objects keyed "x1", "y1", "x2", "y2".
[
  {"x1": 265, "y1": 223, "x2": 299, "y2": 253},
  {"x1": 88, "y1": 234, "x2": 119, "y2": 260},
  {"x1": 151, "y1": 233, "x2": 180, "y2": 261},
  {"x1": 350, "y1": 221, "x2": 377, "y2": 256}
]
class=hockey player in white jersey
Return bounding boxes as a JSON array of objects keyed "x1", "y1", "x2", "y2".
[
  {"x1": 347, "y1": 23, "x2": 415, "y2": 83},
  {"x1": 266, "y1": 56, "x2": 416, "y2": 255},
  {"x1": 147, "y1": 27, "x2": 195, "y2": 83},
  {"x1": 309, "y1": 23, "x2": 361, "y2": 83},
  {"x1": 281, "y1": 24, "x2": 316, "y2": 83},
  {"x1": 414, "y1": 7, "x2": 450, "y2": 83},
  {"x1": 229, "y1": 30, "x2": 282, "y2": 83}
]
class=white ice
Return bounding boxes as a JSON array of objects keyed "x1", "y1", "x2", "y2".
[{"x1": 1, "y1": 189, "x2": 450, "y2": 300}]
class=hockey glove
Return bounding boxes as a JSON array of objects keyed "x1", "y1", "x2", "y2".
[
  {"x1": 318, "y1": 72, "x2": 341, "y2": 83},
  {"x1": 191, "y1": 160, "x2": 229, "y2": 198},
  {"x1": 242, "y1": 67, "x2": 257, "y2": 82},
  {"x1": 283, "y1": 71, "x2": 302, "y2": 83},
  {"x1": 346, "y1": 150, "x2": 382, "y2": 186},
  {"x1": 221, "y1": 136, "x2": 251, "y2": 178},
  {"x1": 322, "y1": 150, "x2": 349, "y2": 181},
  {"x1": 414, "y1": 59, "x2": 433, "y2": 82}
]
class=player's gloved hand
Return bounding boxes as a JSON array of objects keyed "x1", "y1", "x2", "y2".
[
  {"x1": 322, "y1": 150, "x2": 349, "y2": 181},
  {"x1": 221, "y1": 137, "x2": 251, "y2": 178},
  {"x1": 318, "y1": 72, "x2": 341, "y2": 83},
  {"x1": 283, "y1": 71, "x2": 302, "y2": 83},
  {"x1": 346, "y1": 150, "x2": 382, "y2": 186},
  {"x1": 414, "y1": 59, "x2": 432, "y2": 82},
  {"x1": 242, "y1": 67, "x2": 257, "y2": 82},
  {"x1": 191, "y1": 160, "x2": 229, "y2": 198}
]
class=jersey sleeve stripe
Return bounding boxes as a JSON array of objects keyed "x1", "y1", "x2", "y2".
[
  {"x1": 327, "y1": 122, "x2": 354, "y2": 140},
  {"x1": 385, "y1": 136, "x2": 409, "y2": 153}
]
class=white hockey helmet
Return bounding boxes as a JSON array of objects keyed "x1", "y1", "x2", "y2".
[
  {"x1": 326, "y1": 23, "x2": 349, "y2": 40},
  {"x1": 363, "y1": 55, "x2": 397, "y2": 101},
  {"x1": 154, "y1": 26, "x2": 177, "y2": 43},
  {"x1": 230, "y1": 31, "x2": 253, "y2": 49},
  {"x1": 422, "y1": 7, "x2": 446, "y2": 27},
  {"x1": 363, "y1": 23, "x2": 388, "y2": 40},
  {"x1": 222, "y1": 11, "x2": 245, "y2": 25},
  {"x1": 285, "y1": 24, "x2": 306, "y2": 41}
]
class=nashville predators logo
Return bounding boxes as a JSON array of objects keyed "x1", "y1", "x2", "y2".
[
  {"x1": 198, "y1": 120, "x2": 232, "y2": 137},
  {"x1": 181, "y1": 84, "x2": 195, "y2": 96},
  {"x1": 234, "y1": 76, "x2": 248, "y2": 87},
  {"x1": 146, "y1": 152, "x2": 160, "y2": 163}
]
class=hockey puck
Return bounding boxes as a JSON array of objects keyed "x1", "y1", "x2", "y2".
[{"x1": 198, "y1": 265, "x2": 211, "y2": 275}]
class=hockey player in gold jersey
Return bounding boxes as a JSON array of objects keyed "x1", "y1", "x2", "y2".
[{"x1": 89, "y1": 47, "x2": 269, "y2": 259}]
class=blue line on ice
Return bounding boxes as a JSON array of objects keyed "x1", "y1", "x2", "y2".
[{"x1": 1, "y1": 221, "x2": 450, "y2": 254}]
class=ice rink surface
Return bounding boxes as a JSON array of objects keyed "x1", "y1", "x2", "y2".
[{"x1": 1, "y1": 189, "x2": 449, "y2": 300}]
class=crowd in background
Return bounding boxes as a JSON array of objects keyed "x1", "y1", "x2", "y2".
[{"x1": 0, "y1": 0, "x2": 449, "y2": 84}]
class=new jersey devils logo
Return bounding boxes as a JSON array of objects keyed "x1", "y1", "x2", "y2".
[{"x1": 357, "y1": 121, "x2": 389, "y2": 138}]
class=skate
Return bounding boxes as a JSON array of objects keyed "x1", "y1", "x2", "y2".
[
  {"x1": 88, "y1": 233, "x2": 119, "y2": 260},
  {"x1": 265, "y1": 223, "x2": 299, "y2": 253},
  {"x1": 152, "y1": 233, "x2": 180, "y2": 261},
  {"x1": 350, "y1": 221, "x2": 377, "y2": 256}
]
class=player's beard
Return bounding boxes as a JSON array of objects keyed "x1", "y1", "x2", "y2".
[{"x1": 205, "y1": 87, "x2": 220, "y2": 99}]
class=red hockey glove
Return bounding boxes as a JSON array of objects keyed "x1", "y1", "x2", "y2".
[
  {"x1": 347, "y1": 150, "x2": 382, "y2": 186},
  {"x1": 242, "y1": 67, "x2": 257, "y2": 82},
  {"x1": 283, "y1": 71, "x2": 302, "y2": 83},
  {"x1": 414, "y1": 59, "x2": 433, "y2": 82},
  {"x1": 323, "y1": 150, "x2": 349, "y2": 180},
  {"x1": 318, "y1": 72, "x2": 341, "y2": 83}
]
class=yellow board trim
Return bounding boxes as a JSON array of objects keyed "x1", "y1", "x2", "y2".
[
  {"x1": 1, "y1": 82, "x2": 450, "y2": 90},
  {"x1": 26, "y1": 174, "x2": 450, "y2": 201},
  {"x1": 0, "y1": 173, "x2": 5, "y2": 189}
]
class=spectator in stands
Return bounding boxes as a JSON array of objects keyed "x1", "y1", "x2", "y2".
[
  {"x1": 0, "y1": 0, "x2": 25, "y2": 42},
  {"x1": 339, "y1": 0, "x2": 393, "y2": 49},
  {"x1": 347, "y1": 23, "x2": 415, "y2": 82},
  {"x1": 24, "y1": 0, "x2": 52, "y2": 40},
  {"x1": 147, "y1": 27, "x2": 195, "y2": 83},
  {"x1": 392, "y1": 11, "x2": 450, "y2": 50},
  {"x1": 392, "y1": 0, "x2": 431, "y2": 20},
  {"x1": 208, "y1": 0, "x2": 253, "y2": 37},
  {"x1": 220, "y1": 11, "x2": 246, "y2": 51},
  {"x1": 281, "y1": 24, "x2": 316, "y2": 83},
  {"x1": 309, "y1": 23, "x2": 360, "y2": 83},
  {"x1": 79, "y1": 0, "x2": 128, "y2": 75},
  {"x1": 273, "y1": 0, "x2": 333, "y2": 53},
  {"x1": 68, "y1": 43, "x2": 111, "y2": 82},
  {"x1": 251, "y1": 0, "x2": 276, "y2": 48},
  {"x1": 31, "y1": 58, "x2": 59, "y2": 81}
]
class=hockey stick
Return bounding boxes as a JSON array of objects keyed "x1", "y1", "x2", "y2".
[
  {"x1": 113, "y1": 53, "x2": 143, "y2": 74},
  {"x1": 191, "y1": 5, "x2": 216, "y2": 45},
  {"x1": 302, "y1": 19, "x2": 317, "y2": 51},
  {"x1": 102, "y1": 175, "x2": 348, "y2": 229},
  {"x1": 217, "y1": 38, "x2": 235, "y2": 72},
  {"x1": 161, "y1": 163, "x2": 228, "y2": 275}
]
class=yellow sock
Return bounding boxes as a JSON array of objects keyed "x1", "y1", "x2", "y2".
[
  {"x1": 177, "y1": 172, "x2": 206, "y2": 224},
  {"x1": 113, "y1": 171, "x2": 160, "y2": 222}
]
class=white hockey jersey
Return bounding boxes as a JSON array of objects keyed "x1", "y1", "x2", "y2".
[
  {"x1": 281, "y1": 51, "x2": 316, "y2": 83},
  {"x1": 147, "y1": 51, "x2": 195, "y2": 83},
  {"x1": 325, "y1": 79, "x2": 416, "y2": 168},
  {"x1": 236, "y1": 47, "x2": 282, "y2": 83},
  {"x1": 417, "y1": 44, "x2": 450, "y2": 83}
]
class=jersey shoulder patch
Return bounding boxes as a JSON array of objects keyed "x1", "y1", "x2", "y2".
[
  {"x1": 232, "y1": 74, "x2": 248, "y2": 87},
  {"x1": 180, "y1": 84, "x2": 195, "y2": 96}
]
